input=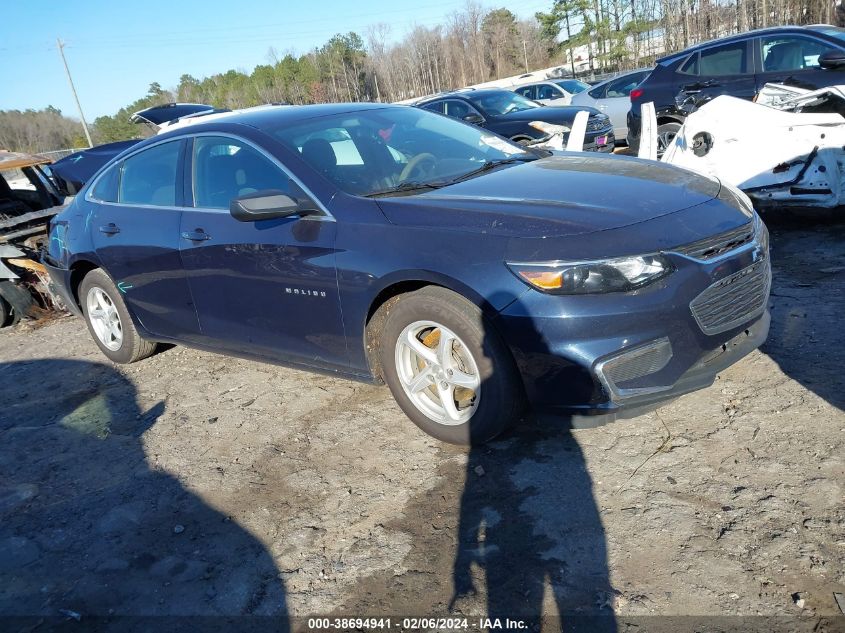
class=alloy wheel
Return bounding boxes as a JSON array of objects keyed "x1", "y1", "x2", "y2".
[
  {"x1": 86, "y1": 287, "x2": 123, "y2": 351},
  {"x1": 394, "y1": 320, "x2": 481, "y2": 425}
]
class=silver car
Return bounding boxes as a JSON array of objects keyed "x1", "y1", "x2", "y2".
[
  {"x1": 513, "y1": 79, "x2": 591, "y2": 105},
  {"x1": 570, "y1": 69, "x2": 651, "y2": 143}
]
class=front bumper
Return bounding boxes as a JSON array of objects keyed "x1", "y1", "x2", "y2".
[{"x1": 495, "y1": 227, "x2": 770, "y2": 426}]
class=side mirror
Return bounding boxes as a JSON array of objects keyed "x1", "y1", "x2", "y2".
[
  {"x1": 463, "y1": 113, "x2": 484, "y2": 125},
  {"x1": 819, "y1": 50, "x2": 845, "y2": 70},
  {"x1": 230, "y1": 189, "x2": 315, "y2": 222}
]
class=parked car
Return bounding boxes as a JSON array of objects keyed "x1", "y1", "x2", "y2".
[
  {"x1": 51, "y1": 140, "x2": 142, "y2": 195},
  {"x1": 44, "y1": 103, "x2": 770, "y2": 445},
  {"x1": 570, "y1": 69, "x2": 651, "y2": 142},
  {"x1": 50, "y1": 104, "x2": 235, "y2": 196},
  {"x1": 513, "y1": 79, "x2": 592, "y2": 105},
  {"x1": 1, "y1": 151, "x2": 67, "y2": 326},
  {"x1": 627, "y1": 25, "x2": 845, "y2": 154},
  {"x1": 414, "y1": 88, "x2": 615, "y2": 151}
]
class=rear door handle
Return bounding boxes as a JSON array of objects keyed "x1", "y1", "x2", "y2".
[
  {"x1": 99, "y1": 223, "x2": 120, "y2": 235},
  {"x1": 181, "y1": 229, "x2": 210, "y2": 241}
]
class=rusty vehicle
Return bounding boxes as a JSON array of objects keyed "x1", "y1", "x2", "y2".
[{"x1": 0, "y1": 151, "x2": 67, "y2": 326}]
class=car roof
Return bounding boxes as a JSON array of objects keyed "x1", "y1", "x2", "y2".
[
  {"x1": 416, "y1": 88, "x2": 514, "y2": 104},
  {"x1": 161, "y1": 102, "x2": 398, "y2": 132},
  {"x1": 657, "y1": 24, "x2": 841, "y2": 63}
]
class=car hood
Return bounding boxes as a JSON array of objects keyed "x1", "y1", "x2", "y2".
[
  {"x1": 495, "y1": 105, "x2": 601, "y2": 124},
  {"x1": 376, "y1": 154, "x2": 722, "y2": 238}
]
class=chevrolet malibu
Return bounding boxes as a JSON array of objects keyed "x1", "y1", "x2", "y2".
[{"x1": 43, "y1": 103, "x2": 771, "y2": 445}]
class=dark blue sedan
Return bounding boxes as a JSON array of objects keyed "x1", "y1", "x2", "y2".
[{"x1": 43, "y1": 103, "x2": 771, "y2": 444}]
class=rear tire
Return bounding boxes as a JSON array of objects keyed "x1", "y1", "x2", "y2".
[
  {"x1": 657, "y1": 122, "x2": 682, "y2": 157},
  {"x1": 377, "y1": 286, "x2": 524, "y2": 445},
  {"x1": 0, "y1": 280, "x2": 33, "y2": 326},
  {"x1": 79, "y1": 268, "x2": 157, "y2": 364}
]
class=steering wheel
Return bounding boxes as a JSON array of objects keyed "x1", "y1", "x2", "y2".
[
  {"x1": 399, "y1": 153, "x2": 437, "y2": 183},
  {"x1": 503, "y1": 104, "x2": 519, "y2": 114}
]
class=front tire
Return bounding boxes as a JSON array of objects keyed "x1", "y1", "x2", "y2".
[
  {"x1": 0, "y1": 293, "x2": 12, "y2": 327},
  {"x1": 378, "y1": 286, "x2": 524, "y2": 445},
  {"x1": 79, "y1": 268, "x2": 157, "y2": 364}
]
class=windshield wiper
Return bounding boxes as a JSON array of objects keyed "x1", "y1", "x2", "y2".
[
  {"x1": 443, "y1": 156, "x2": 537, "y2": 185},
  {"x1": 365, "y1": 181, "x2": 444, "y2": 198}
]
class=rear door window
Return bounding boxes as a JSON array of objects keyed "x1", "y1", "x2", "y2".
[
  {"x1": 118, "y1": 141, "x2": 181, "y2": 206},
  {"x1": 699, "y1": 41, "x2": 749, "y2": 76},
  {"x1": 514, "y1": 85, "x2": 536, "y2": 99}
]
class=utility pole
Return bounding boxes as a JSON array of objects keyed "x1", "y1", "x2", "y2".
[
  {"x1": 522, "y1": 40, "x2": 529, "y2": 73},
  {"x1": 56, "y1": 38, "x2": 93, "y2": 148}
]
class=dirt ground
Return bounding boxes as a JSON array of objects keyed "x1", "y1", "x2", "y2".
[{"x1": 1, "y1": 218, "x2": 843, "y2": 632}]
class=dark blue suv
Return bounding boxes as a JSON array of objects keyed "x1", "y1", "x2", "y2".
[
  {"x1": 43, "y1": 103, "x2": 770, "y2": 444},
  {"x1": 628, "y1": 25, "x2": 845, "y2": 153}
]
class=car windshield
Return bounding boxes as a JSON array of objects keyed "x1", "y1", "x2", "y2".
[
  {"x1": 472, "y1": 91, "x2": 541, "y2": 115},
  {"x1": 555, "y1": 80, "x2": 590, "y2": 94},
  {"x1": 269, "y1": 106, "x2": 535, "y2": 197}
]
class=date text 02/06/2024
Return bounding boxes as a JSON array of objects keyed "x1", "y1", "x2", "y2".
[{"x1": 306, "y1": 617, "x2": 529, "y2": 630}]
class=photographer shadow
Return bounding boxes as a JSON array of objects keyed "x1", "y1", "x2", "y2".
[
  {"x1": 0, "y1": 358, "x2": 288, "y2": 632},
  {"x1": 449, "y1": 293, "x2": 617, "y2": 632}
]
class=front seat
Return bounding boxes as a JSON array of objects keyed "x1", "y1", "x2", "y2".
[{"x1": 301, "y1": 139, "x2": 337, "y2": 179}]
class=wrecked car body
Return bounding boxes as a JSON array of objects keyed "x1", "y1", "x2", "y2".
[
  {"x1": 652, "y1": 87, "x2": 845, "y2": 210},
  {"x1": 0, "y1": 151, "x2": 67, "y2": 325}
]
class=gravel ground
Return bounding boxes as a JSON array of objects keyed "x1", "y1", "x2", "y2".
[{"x1": 0, "y1": 218, "x2": 843, "y2": 632}]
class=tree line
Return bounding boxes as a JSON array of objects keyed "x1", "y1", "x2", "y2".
[{"x1": 0, "y1": 0, "x2": 837, "y2": 152}]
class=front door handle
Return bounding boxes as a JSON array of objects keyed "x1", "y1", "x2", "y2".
[
  {"x1": 181, "y1": 229, "x2": 210, "y2": 241},
  {"x1": 99, "y1": 223, "x2": 120, "y2": 235}
]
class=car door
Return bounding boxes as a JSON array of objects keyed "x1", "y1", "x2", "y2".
[
  {"x1": 755, "y1": 34, "x2": 845, "y2": 91},
  {"x1": 88, "y1": 138, "x2": 200, "y2": 338},
  {"x1": 675, "y1": 39, "x2": 756, "y2": 111},
  {"x1": 178, "y1": 133, "x2": 348, "y2": 369}
]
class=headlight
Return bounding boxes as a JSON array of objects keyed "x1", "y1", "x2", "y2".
[{"x1": 508, "y1": 254, "x2": 673, "y2": 295}]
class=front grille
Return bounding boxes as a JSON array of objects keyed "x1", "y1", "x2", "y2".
[
  {"x1": 587, "y1": 115, "x2": 610, "y2": 132},
  {"x1": 602, "y1": 338, "x2": 673, "y2": 387},
  {"x1": 673, "y1": 222, "x2": 755, "y2": 260},
  {"x1": 690, "y1": 259, "x2": 770, "y2": 335}
]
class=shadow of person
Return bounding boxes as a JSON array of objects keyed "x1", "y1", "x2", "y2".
[
  {"x1": 0, "y1": 359, "x2": 288, "y2": 632},
  {"x1": 759, "y1": 214, "x2": 845, "y2": 411},
  {"x1": 450, "y1": 294, "x2": 616, "y2": 633}
]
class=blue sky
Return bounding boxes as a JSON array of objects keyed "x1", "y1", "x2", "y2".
[{"x1": 1, "y1": 0, "x2": 551, "y2": 120}]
